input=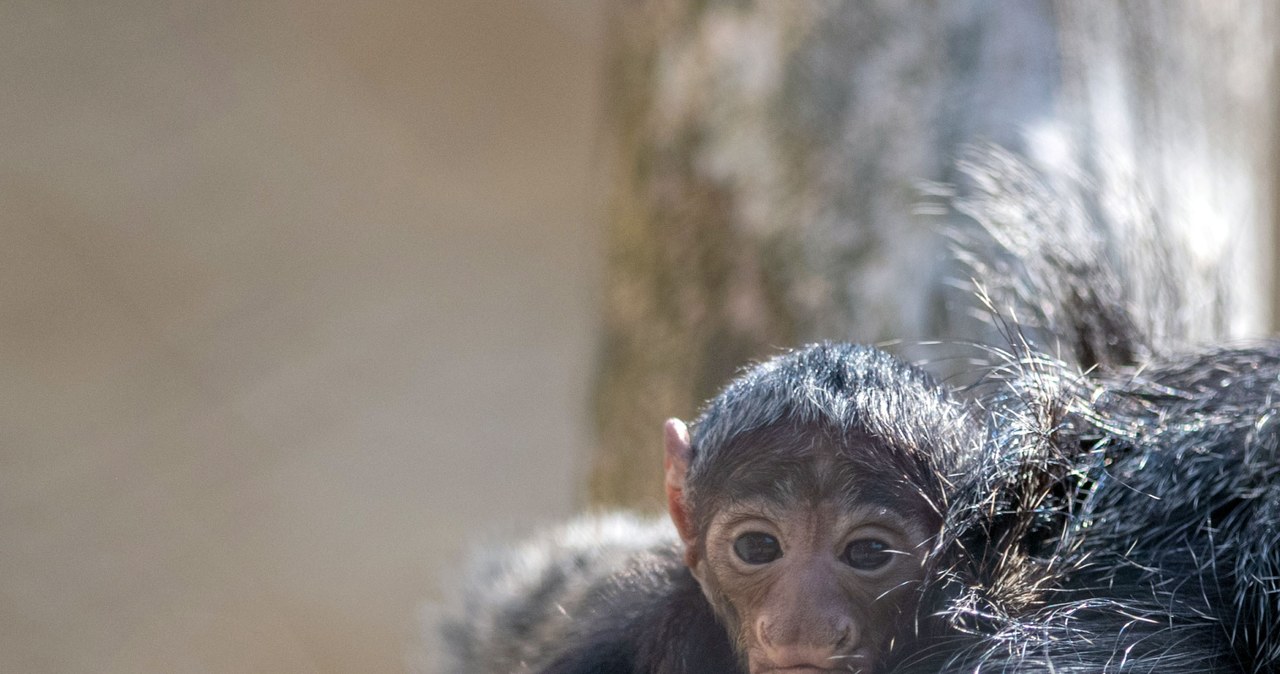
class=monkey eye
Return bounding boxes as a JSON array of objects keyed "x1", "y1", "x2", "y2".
[
  {"x1": 733, "y1": 532, "x2": 782, "y2": 565},
  {"x1": 842, "y1": 538, "x2": 893, "y2": 571}
]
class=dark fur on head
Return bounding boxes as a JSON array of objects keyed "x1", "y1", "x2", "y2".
[{"x1": 687, "y1": 344, "x2": 981, "y2": 532}]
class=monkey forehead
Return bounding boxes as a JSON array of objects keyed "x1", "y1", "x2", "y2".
[
  {"x1": 713, "y1": 491, "x2": 922, "y2": 528},
  {"x1": 688, "y1": 342, "x2": 977, "y2": 482},
  {"x1": 687, "y1": 429, "x2": 936, "y2": 520}
]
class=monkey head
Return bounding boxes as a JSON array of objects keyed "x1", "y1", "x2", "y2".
[{"x1": 663, "y1": 344, "x2": 978, "y2": 674}]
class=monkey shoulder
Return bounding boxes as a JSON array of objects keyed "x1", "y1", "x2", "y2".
[
  {"x1": 536, "y1": 526, "x2": 741, "y2": 674},
  {"x1": 1081, "y1": 342, "x2": 1280, "y2": 496},
  {"x1": 438, "y1": 514, "x2": 738, "y2": 674},
  {"x1": 1056, "y1": 343, "x2": 1280, "y2": 671}
]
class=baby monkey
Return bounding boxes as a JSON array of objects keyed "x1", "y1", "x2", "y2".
[
  {"x1": 661, "y1": 343, "x2": 976, "y2": 673},
  {"x1": 442, "y1": 343, "x2": 979, "y2": 674}
]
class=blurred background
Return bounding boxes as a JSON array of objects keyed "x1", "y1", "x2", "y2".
[
  {"x1": 1, "y1": 1, "x2": 606, "y2": 672},
  {"x1": 1, "y1": 2, "x2": 1275, "y2": 673}
]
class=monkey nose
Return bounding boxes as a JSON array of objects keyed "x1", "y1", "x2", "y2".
[{"x1": 756, "y1": 615, "x2": 857, "y2": 669}]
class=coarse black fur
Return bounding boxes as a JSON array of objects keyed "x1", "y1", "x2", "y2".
[
  {"x1": 887, "y1": 348, "x2": 1280, "y2": 673},
  {"x1": 434, "y1": 147, "x2": 1279, "y2": 674},
  {"x1": 887, "y1": 148, "x2": 1280, "y2": 673},
  {"x1": 898, "y1": 346, "x2": 1280, "y2": 674}
]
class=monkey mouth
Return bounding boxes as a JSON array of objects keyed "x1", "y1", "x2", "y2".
[
  {"x1": 753, "y1": 651, "x2": 870, "y2": 674},
  {"x1": 756, "y1": 667, "x2": 864, "y2": 674}
]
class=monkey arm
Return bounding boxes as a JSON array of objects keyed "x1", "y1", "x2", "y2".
[{"x1": 436, "y1": 514, "x2": 679, "y2": 673}]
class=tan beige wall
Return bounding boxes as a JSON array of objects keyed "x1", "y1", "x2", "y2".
[{"x1": 0, "y1": 1, "x2": 606, "y2": 671}]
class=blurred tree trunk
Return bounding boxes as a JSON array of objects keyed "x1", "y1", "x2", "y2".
[{"x1": 589, "y1": 0, "x2": 1277, "y2": 510}]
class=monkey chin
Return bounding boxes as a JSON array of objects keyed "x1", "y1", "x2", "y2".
[
  {"x1": 747, "y1": 650, "x2": 872, "y2": 674},
  {"x1": 751, "y1": 666, "x2": 867, "y2": 674}
]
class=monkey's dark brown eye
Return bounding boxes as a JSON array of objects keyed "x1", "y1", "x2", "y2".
[
  {"x1": 733, "y1": 532, "x2": 782, "y2": 564},
  {"x1": 842, "y1": 538, "x2": 892, "y2": 571}
]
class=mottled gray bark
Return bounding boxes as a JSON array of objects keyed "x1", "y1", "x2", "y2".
[{"x1": 589, "y1": 0, "x2": 1277, "y2": 508}]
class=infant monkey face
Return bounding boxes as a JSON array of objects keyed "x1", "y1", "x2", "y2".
[{"x1": 701, "y1": 500, "x2": 931, "y2": 674}]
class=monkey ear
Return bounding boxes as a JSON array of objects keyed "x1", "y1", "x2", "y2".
[{"x1": 664, "y1": 418, "x2": 698, "y2": 548}]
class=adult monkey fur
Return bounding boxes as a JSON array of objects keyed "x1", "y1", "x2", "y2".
[{"x1": 436, "y1": 149, "x2": 1280, "y2": 673}]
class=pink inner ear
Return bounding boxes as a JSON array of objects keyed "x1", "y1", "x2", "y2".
[
  {"x1": 663, "y1": 418, "x2": 697, "y2": 546},
  {"x1": 664, "y1": 418, "x2": 691, "y2": 468}
]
